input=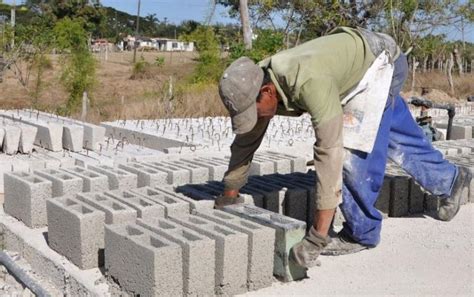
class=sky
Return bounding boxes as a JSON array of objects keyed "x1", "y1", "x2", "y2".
[{"x1": 1, "y1": 0, "x2": 473, "y2": 42}]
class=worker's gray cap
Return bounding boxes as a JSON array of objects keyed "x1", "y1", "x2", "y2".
[{"x1": 219, "y1": 57, "x2": 264, "y2": 134}]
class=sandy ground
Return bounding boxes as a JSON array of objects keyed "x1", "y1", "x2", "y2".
[{"x1": 242, "y1": 204, "x2": 474, "y2": 297}]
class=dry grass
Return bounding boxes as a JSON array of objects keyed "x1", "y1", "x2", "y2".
[{"x1": 0, "y1": 51, "x2": 472, "y2": 123}]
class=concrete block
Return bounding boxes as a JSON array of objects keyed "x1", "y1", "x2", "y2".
[
  {"x1": 81, "y1": 122, "x2": 106, "y2": 151},
  {"x1": 132, "y1": 187, "x2": 190, "y2": 217},
  {"x1": 24, "y1": 119, "x2": 63, "y2": 151},
  {"x1": 389, "y1": 175, "x2": 410, "y2": 217},
  {"x1": 223, "y1": 204, "x2": 307, "y2": 282},
  {"x1": 248, "y1": 157, "x2": 275, "y2": 176},
  {"x1": 137, "y1": 219, "x2": 215, "y2": 296},
  {"x1": 4, "y1": 172, "x2": 52, "y2": 228},
  {"x1": 3, "y1": 125, "x2": 21, "y2": 155},
  {"x1": 153, "y1": 186, "x2": 215, "y2": 211},
  {"x1": 424, "y1": 194, "x2": 440, "y2": 212},
  {"x1": 62, "y1": 124, "x2": 84, "y2": 152},
  {"x1": 118, "y1": 162, "x2": 168, "y2": 187},
  {"x1": 409, "y1": 179, "x2": 425, "y2": 214},
  {"x1": 239, "y1": 186, "x2": 265, "y2": 208},
  {"x1": 61, "y1": 166, "x2": 109, "y2": 192},
  {"x1": 451, "y1": 125, "x2": 472, "y2": 140},
  {"x1": 104, "y1": 190, "x2": 165, "y2": 223},
  {"x1": 35, "y1": 169, "x2": 83, "y2": 198},
  {"x1": 248, "y1": 177, "x2": 285, "y2": 213},
  {"x1": 18, "y1": 124, "x2": 38, "y2": 154},
  {"x1": 105, "y1": 223, "x2": 182, "y2": 297},
  {"x1": 143, "y1": 162, "x2": 190, "y2": 185},
  {"x1": 196, "y1": 210, "x2": 275, "y2": 291},
  {"x1": 76, "y1": 192, "x2": 137, "y2": 224},
  {"x1": 375, "y1": 176, "x2": 391, "y2": 215},
  {"x1": 241, "y1": 183, "x2": 279, "y2": 212},
  {"x1": 264, "y1": 151, "x2": 307, "y2": 172},
  {"x1": 170, "y1": 214, "x2": 248, "y2": 295},
  {"x1": 183, "y1": 157, "x2": 227, "y2": 181},
  {"x1": 46, "y1": 196, "x2": 106, "y2": 269},
  {"x1": 163, "y1": 160, "x2": 209, "y2": 184},
  {"x1": 255, "y1": 155, "x2": 292, "y2": 174},
  {"x1": 87, "y1": 165, "x2": 138, "y2": 190}
]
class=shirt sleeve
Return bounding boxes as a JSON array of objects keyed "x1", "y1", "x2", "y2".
[
  {"x1": 300, "y1": 77, "x2": 344, "y2": 210},
  {"x1": 223, "y1": 117, "x2": 271, "y2": 191}
]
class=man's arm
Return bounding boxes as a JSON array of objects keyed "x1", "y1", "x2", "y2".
[{"x1": 223, "y1": 117, "x2": 271, "y2": 196}]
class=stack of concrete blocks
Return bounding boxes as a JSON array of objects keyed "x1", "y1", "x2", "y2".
[
  {"x1": 60, "y1": 166, "x2": 109, "y2": 193},
  {"x1": 118, "y1": 162, "x2": 168, "y2": 187},
  {"x1": 29, "y1": 109, "x2": 106, "y2": 151},
  {"x1": 104, "y1": 190, "x2": 165, "y2": 223},
  {"x1": 223, "y1": 204, "x2": 307, "y2": 282},
  {"x1": 433, "y1": 116, "x2": 473, "y2": 140},
  {"x1": 3, "y1": 171, "x2": 52, "y2": 228},
  {"x1": 0, "y1": 119, "x2": 38, "y2": 154},
  {"x1": 35, "y1": 169, "x2": 83, "y2": 198},
  {"x1": 433, "y1": 139, "x2": 474, "y2": 156},
  {"x1": 88, "y1": 165, "x2": 137, "y2": 190},
  {"x1": 130, "y1": 187, "x2": 190, "y2": 217}
]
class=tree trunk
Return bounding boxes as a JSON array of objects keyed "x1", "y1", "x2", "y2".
[
  {"x1": 239, "y1": 0, "x2": 252, "y2": 50},
  {"x1": 471, "y1": 60, "x2": 473, "y2": 74},
  {"x1": 411, "y1": 56, "x2": 418, "y2": 92},
  {"x1": 447, "y1": 53, "x2": 454, "y2": 95},
  {"x1": 422, "y1": 56, "x2": 428, "y2": 73},
  {"x1": 453, "y1": 45, "x2": 463, "y2": 76}
]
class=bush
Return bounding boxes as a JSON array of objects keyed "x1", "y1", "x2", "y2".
[{"x1": 230, "y1": 29, "x2": 284, "y2": 62}]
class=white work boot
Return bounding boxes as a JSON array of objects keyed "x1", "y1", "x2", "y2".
[{"x1": 437, "y1": 166, "x2": 472, "y2": 221}]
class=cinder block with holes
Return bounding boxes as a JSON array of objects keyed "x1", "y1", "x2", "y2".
[
  {"x1": 163, "y1": 160, "x2": 209, "y2": 184},
  {"x1": 409, "y1": 179, "x2": 425, "y2": 214},
  {"x1": 118, "y1": 162, "x2": 168, "y2": 187},
  {"x1": 389, "y1": 174, "x2": 410, "y2": 217},
  {"x1": 4, "y1": 171, "x2": 52, "y2": 228},
  {"x1": 223, "y1": 204, "x2": 307, "y2": 282},
  {"x1": 153, "y1": 186, "x2": 215, "y2": 211},
  {"x1": 46, "y1": 196, "x2": 106, "y2": 269},
  {"x1": 105, "y1": 223, "x2": 183, "y2": 297},
  {"x1": 195, "y1": 210, "x2": 275, "y2": 291},
  {"x1": 104, "y1": 190, "x2": 165, "y2": 223},
  {"x1": 137, "y1": 219, "x2": 215, "y2": 296},
  {"x1": 76, "y1": 192, "x2": 137, "y2": 224},
  {"x1": 142, "y1": 162, "x2": 190, "y2": 185},
  {"x1": 132, "y1": 187, "x2": 190, "y2": 217},
  {"x1": 170, "y1": 214, "x2": 248, "y2": 296},
  {"x1": 34, "y1": 169, "x2": 83, "y2": 198},
  {"x1": 60, "y1": 166, "x2": 109, "y2": 193},
  {"x1": 87, "y1": 165, "x2": 137, "y2": 190},
  {"x1": 263, "y1": 151, "x2": 307, "y2": 173}
]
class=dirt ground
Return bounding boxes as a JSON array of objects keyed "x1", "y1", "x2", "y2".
[{"x1": 241, "y1": 204, "x2": 474, "y2": 297}]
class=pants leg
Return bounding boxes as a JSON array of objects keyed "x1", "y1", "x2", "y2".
[{"x1": 387, "y1": 96, "x2": 457, "y2": 196}]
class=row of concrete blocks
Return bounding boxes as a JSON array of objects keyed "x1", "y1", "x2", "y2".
[
  {"x1": 433, "y1": 139, "x2": 474, "y2": 156},
  {"x1": 1, "y1": 110, "x2": 106, "y2": 152},
  {"x1": 0, "y1": 122, "x2": 37, "y2": 154},
  {"x1": 376, "y1": 159, "x2": 473, "y2": 217},
  {"x1": 434, "y1": 119, "x2": 474, "y2": 140},
  {"x1": 46, "y1": 194, "x2": 306, "y2": 295}
]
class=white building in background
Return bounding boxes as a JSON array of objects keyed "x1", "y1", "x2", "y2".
[{"x1": 119, "y1": 35, "x2": 194, "y2": 52}]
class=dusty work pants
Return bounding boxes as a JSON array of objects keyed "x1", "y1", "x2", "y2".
[{"x1": 340, "y1": 54, "x2": 457, "y2": 246}]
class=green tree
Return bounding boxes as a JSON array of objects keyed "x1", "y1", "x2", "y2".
[{"x1": 54, "y1": 18, "x2": 96, "y2": 113}]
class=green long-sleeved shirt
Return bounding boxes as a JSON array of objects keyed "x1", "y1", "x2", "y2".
[{"x1": 223, "y1": 27, "x2": 387, "y2": 210}]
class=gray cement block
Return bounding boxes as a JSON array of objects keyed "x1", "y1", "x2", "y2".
[
  {"x1": 87, "y1": 165, "x2": 138, "y2": 190},
  {"x1": 132, "y1": 187, "x2": 190, "y2": 217},
  {"x1": 81, "y1": 122, "x2": 106, "y2": 151},
  {"x1": 18, "y1": 124, "x2": 38, "y2": 154},
  {"x1": 248, "y1": 157, "x2": 275, "y2": 176},
  {"x1": 104, "y1": 189, "x2": 165, "y2": 223},
  {"x1": 34, "y1": 169, "x2": 83, "y2": 198},
  {"x1": 137, "y1": 219, "x2": 215, "y2": 296},
  {"x1": 183, "y1": 158, "x2": 227, "y2": 181},
  {"x1": 163, "y1": 160, "x2": 209, "y2": 184},
  {"x1": 170, "y1": 214, "x2": 248, "y2": 296},
  {"x1": 248, "y1": 178, "x2": 285, "y2": 213},
  {"x1": 409, "y1": 179, "x2": 425, "y2": 214},
  {"x1": 24, "y1": 120, "x2": 63, "y2": 151},
  {"x1": 255, "y1": 155, "x2": 292, "y2": 174},
  {"x1": 389, "y1": 175, "x2": 410, "y2": 217},
  {"x1": 76, "y1": 192, "x2": 137, "y2": 224},
  {"x1": 263, "y1": 151, "x2": 307, "y2": 173},
  {"x1": 4, "y1": 172, "x2": 52, "y2": 228},
  {"x1": 196, "y1": 210, "x2": 275, "y2": 291},
  {"x1": 3, "y1": 125, "x2": 21, "y2": 155},
  {"x1": 375, "y1": 176, "x2": 391, "y2": 215},
  {"x1": 223, "y1": 204, "x2": 307, "y2": 282},
  {"x1": 46, "y1": 196, "x2": 106, "y2": 269},
  {"x1": 143, "y1": 162, "x2": 190, "y2": 185},
  {"x1": 451, "y1": 125, "x2": 472, "y2": 140},
  {"x1": 152, "y1": 186, "x2": 215, "y2": 212},
  {"x1": 61, "y1": 166, "x2": 109, "y2": 192},
  {"x1": 105, "y1": 223, "x2": 183, "y2": 297},
  {"x1": 118, "y1": 162, "x2": 168, "y2": 187},
  {"x1": 239, "y1": 186, "x2": 265, "y2": 208},
  {"x1": 62, "y1": 124, "x2": 84, "y2": 152},
  {"x1": 424, "y1": 194, "x2": 440, "y2": 212}
]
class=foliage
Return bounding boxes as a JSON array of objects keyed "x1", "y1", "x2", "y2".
[
  {"x1": 182, "y1": 26, "x2": 223, "y2": 83},
  {"x1": 154, "y1": 56, "x2": 165, "y2": 67},
  {"x1": 229, "y1": 29, "x2": 284, "y2": 62},
  {"x1": 54, "y1": 18, "x2": 96, "y2": 113}
]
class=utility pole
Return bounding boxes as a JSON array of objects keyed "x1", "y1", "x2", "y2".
[
  {"x1": 10, "y1": 0, "x2": 15, "y2": 49},
  {"x1": 132, "y1": 0, "x2": 141, "y2": 63},
  {"x1": 239, "y1": 0, "x2": 252, "y2": 50}
]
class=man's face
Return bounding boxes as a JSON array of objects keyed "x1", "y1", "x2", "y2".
[{"x1": 256, "y1": 83, "x2": 278, "y2": 119}]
